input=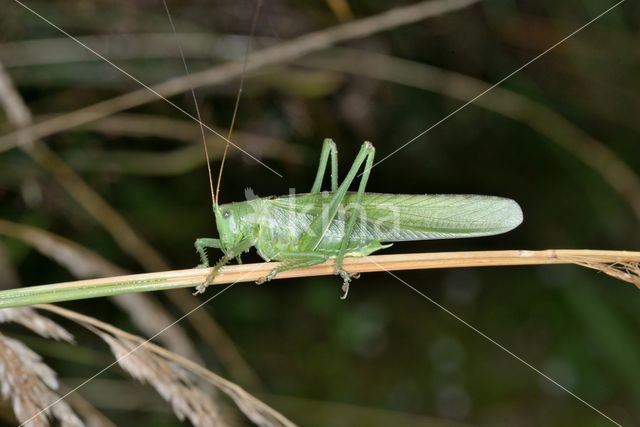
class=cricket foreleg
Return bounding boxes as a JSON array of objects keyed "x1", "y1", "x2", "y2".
[
  {"x1": 194, "y1": 238, "x2": 221, "y2": 267},
  {"x1": 256, "y1": 252, "x2": 327, "y2": 285},
  {"x1": 310, "y1": 138, "x2": 338, "y2": 193},
  {"x1": 194, "y1": 238, "x2": 253, "y2": 295}
]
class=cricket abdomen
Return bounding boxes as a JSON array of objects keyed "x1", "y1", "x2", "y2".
[{"x1": 260, "y1": 192, "x2": 522, "y2": 242}]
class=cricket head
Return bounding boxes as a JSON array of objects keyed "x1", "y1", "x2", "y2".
[
  {"x1": 213, "y1": 201, "x2": 258, "y2": 255},
  {"x1": 214, "y1": 203, "x2": 240, "y2": 254}
]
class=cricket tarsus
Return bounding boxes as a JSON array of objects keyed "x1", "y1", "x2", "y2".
[{"x1": 194, "y1": 138, "x2": 524, "y2": 297}]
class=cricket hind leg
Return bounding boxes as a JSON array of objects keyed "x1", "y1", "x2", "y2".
[
  {"x1": 334, "y1": 142, "x2": 376, "y2": 298},
  {"x1": 299, "y1": 141, "x2": 376, "y2": 298},
  {"x1": 256, "y1": 252, "x2": 328, "y2": 285},
  {"x1": 310, "y1": 138, "x2": 338, "y2": 193}
]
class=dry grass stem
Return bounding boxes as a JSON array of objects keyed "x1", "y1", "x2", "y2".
[
  {"x1": 37, "y1": 304, "x2": 296, "y2": 427},
  {"x1": 1, "y1": 250, "x2": 638, "y2": 309}
]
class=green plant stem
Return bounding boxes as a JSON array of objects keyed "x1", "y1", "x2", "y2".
[{"x1": 0, "y1": 249, "x2": 638, "y2": 309}]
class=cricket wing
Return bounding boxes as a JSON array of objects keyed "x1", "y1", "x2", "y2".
[
  {"x1": 268, "y1": 193, "x2": 523, "y2": 242},
  {"x1": 354, "y1": 193, "x2": 523, "y2": 242}
]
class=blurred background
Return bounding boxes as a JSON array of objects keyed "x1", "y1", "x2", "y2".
[{"x1": 1, "y1": 0, "x2": 639, "y2": 426}]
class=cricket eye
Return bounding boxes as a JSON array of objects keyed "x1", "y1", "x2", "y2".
[{"x1": 223, "y1": 210, "x2": 230, "y2": 218}]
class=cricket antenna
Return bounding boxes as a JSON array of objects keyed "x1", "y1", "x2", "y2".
[
  {"x1": 161, "y1": 0, "x2": 216, "y2": 207},
  {"x1": 215, "y1": 0, "x2": 264, "y2": 206}
]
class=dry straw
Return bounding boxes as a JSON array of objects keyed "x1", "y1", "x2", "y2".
[{"x1": 0, "y1": 249, "x2": 638, "y2": 309}]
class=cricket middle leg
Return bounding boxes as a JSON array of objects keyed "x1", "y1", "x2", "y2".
[{"x1": 256, "y1": 251, "x2": 328, "y2": 284}]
